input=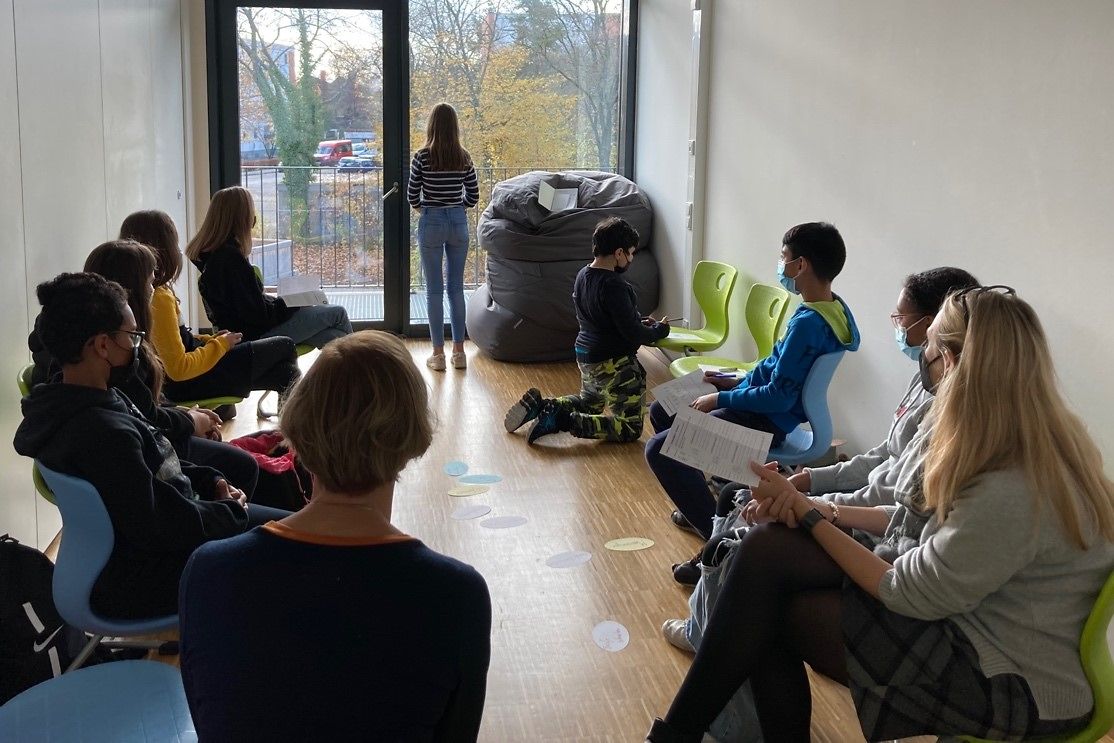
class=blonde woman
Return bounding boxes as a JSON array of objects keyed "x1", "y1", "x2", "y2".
[
  {"x1": 120, "y1": 210, "x2": 300, "y2": 403},
  {"x1": 179, "y1": 331, "x2": 491, "y2": 741},
  {"x1": 648, "y1": 287, "x2": 1114, "y2": 743},
  {"x1": 186, "y1": 186, "x2": 352, "y2": 348},
  {"x1": 407, "y1": 103, "x2": 480, "y2": 370}
]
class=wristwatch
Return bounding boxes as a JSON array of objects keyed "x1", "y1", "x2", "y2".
[{"x1": 800, "y1": 508, "x2": 827, "y2": 532}]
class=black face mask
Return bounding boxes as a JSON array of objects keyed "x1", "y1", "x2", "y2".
[
  {"x1": 108, "y1": 345, "x2": 141, "y2": 389},
  {"x1": 918, "y1": 350, "x2": 942, "y2": 394}
]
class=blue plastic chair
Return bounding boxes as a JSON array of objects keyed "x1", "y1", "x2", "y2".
[
  {"x1": 0, "y1": 660, "x2": 196, "y2": 742},
  {"x1": 767, "y1": 351, "x2": 845, "y2": 467},
  {"x1": 37, "y1": 464, "x2": 179, "y2": 671}
]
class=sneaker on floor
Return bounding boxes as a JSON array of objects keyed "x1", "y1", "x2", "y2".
[
  {"x1": 426, "y1": 354, "x2": 446, "y2": 371},
  {"x1": 504, "y1": 388, "x2": 543, "y2": 432},
  {"x1": 451, "y1": 351, "x2": 467, "y2": 369},
  {"x1": 527, "y1": 400, "x2": 561, "y2": 444},
  {"x1": 670, "y1": 510, "x2": 700, "y2": 535},
  {"x1": 661, "y1": 618, "x2": 695, "y2": 653},
  {"x1": 213, "y1": 404, "x2": 238, "y2": 422},
  {"x1": 671, "y1": 553, "x2": 701, "y2": 586}
]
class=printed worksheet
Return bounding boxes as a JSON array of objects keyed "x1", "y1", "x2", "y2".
[
  {"x1": 278, "y1": 275, "x2": 327, "y2": 307},
  {"x1": 660, "y1": 407, "x2": 774, "y2": 484},
  {"x1": 650, "y1": 370, "x2": 718, "y2": 416}
]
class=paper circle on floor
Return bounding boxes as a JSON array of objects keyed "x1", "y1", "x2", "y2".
[
  {"x1": 604, "y1": 537, "x2": 655, "y2": 552},
  {"x1": 443, "y1": 461, "x2": 469, "y2": 476},
  {"x1": 545, "y1": 551, "x2": 593, "y2": 569},
  {"x1": 451, "y1": 504, "x2": 491, "y2": 520},
  {"x1": 458, "y1": 474, "x2": 502, "y2": 485},
  {"x1": 448, "y1": 484, "x2": 489, "y2": 497},
  {"x1": 592, "y1": 621, "x2": 630, "y2": 652},
  {"x1": 480, "y1": 515, "x2": 528, "y2": 529}
]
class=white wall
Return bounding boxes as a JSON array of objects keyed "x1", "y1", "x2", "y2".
[
  {"x1": 634, "y1": 0, "x2": 692, "y2": 319},
  {"x1": 653, "y1": 0, "x2": 1114, "y2": 466},
  {"x1": 0, "y1": 0, "x2": 190, "y2": 547}
]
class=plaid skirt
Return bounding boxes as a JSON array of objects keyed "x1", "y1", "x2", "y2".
[{"x1": 842, "y1": 583, "x2": 1089, "y2": 741}]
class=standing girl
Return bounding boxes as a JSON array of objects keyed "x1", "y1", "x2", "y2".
[
  {"x1": 186, "y1": 186, "x2": 352, "y2": 349},
  {"x1": 407, "y1": 103, "x2": 479, "y2": 371},
  {"x1": 120, "y1": 210, "x2": 301, "y2": 404}
]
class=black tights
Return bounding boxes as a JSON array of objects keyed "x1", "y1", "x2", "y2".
[{"x1": 664, "y1": 524, "x2": 849, "y2": 742}]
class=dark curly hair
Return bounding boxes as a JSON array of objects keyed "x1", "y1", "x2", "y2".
[
  {"x1": 903, "y1": 267, "x2": 980, "y2": 315},
  {"x1": 36, "y1": 272, "x2": 129, "y2": 365},
  {"x1": 782, "y1": 222, "x2": 846, "y2": 281},
  {"x1": 592, "y1": 216, "x2": 640, "y2": 257}
]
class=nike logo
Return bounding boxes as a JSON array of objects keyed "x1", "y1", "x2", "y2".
[{"x1": 33, "y1": 625, "x2": 63, "y2": 653}]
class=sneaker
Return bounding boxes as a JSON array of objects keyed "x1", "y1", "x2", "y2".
[
  {"x1": 213, "y1": 404, "x2": 238, "y2": 422},
  {"x1": 451, "y1": 351, "x2": 467, "y2": 369},
  {"x1": 671, "y1": 552, "x2": 701, "y2": 586},
  {"x1": 527, "y1": 400, "x2": 561, "y2": 444},
  {"x1": 426, "y1": 354, "x2": 446, "y2": 371},
  {"x1": 504, "y1": 388, "x2": 543, "y2": 432},
  {"x1": 661, "y1": 618, "x2": 695, "y2": 653},
  {"x1": 670, "y1": 510, "x2": 700, "y2": 535}
]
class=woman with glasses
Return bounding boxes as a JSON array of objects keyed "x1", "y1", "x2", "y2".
[
  {"x1": 648, "y1": 286, "x2": 1114, "y2": 742},
  {"x1": 187, "y1": 186, "x2": 352, "y2": 349},
  {"x1": 16, "y1": 272, "x2": 289, "y2": 620},
  {"x1": 28, "y1": 240, "x2": 261, "y2": 498}
]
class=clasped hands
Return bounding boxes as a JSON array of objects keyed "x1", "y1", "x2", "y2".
[{"x1": 740, "y1": 461, "x2": 831, "y2": 528}]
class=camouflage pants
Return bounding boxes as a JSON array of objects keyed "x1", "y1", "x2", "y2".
[{"x1": 555, "y1": 354, "x2": 647, "y2": 443}]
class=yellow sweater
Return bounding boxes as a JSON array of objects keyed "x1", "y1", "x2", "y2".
[{"x1": 150, "y1": 286, "x2": 230, "y2": 381}]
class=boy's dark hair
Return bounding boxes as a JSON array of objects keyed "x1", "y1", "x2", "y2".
[
  {"x1": 782, "y1": 222, "x2": 845, "y2": 282},
  {"x1": 903, "y1": 267, "x2": 980, "y2": 316},
  {"x1": 36, "y1": 272, "x2": 129, "y2": 365},
  {"x1": 592, "y1": 217, "x2": 639, "y2": 257}
]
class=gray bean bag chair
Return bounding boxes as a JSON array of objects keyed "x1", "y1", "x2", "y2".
[{"x1": 466, "y1": 170, "x2": 660, "y2": 362}]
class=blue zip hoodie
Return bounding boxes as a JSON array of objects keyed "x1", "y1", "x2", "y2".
[{"x1": 716, "y1": 296, "x2": 860, "y2": 434}]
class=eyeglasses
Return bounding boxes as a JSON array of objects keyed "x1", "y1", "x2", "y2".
[
  {"x1": 889, "y1": 312, "x2": 928, "y2": 330},
  {"x1": 954, "y1": 285, "x2": 1016, "y2": 322},
  {"x1": 112, "y1": 329, "x2": 147, "y2": 349}
]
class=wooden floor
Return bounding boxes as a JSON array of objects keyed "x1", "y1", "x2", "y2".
[{"x1": 124, "y1": 340, "x2": 1098, "y2": 742}]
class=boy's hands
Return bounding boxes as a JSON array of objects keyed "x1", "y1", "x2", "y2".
[
  {"x1": 689, "y1": 393, "x2": 719, "y2": 413},
  {"x1": 641, "y1": 314, "x2": 670, "y2": 327},
  {"x1": 703, "y1": 371, "x2": 743, "y2": 391}
]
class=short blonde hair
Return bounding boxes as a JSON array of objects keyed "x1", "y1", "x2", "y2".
[{"x1": 281, "y1": 331, "x2": 434, "y2": 493}]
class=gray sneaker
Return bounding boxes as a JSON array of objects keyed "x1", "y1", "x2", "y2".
[
  {"x1": 426, "y1": 354, "x2": 446, "y2": 371},
  {"x1": 661, "y1": 619, "x2": 694, "y2": 653},
  {"x1": 504, "y1": 388, "x2": 543, "y2": 432}
]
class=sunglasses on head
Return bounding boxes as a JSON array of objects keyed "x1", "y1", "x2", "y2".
[{"x1": 954, "y1": 285, "x2": 1016, "y2": 322}]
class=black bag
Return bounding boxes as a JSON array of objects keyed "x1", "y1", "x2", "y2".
[{"x1": 0, "y1": 534, "x2": 87, "y2": 703}]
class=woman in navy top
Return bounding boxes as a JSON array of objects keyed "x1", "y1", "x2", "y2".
[
  {"x1": 179, "y1": 331, "x2": 492, "y2": 742},
  {"x1": 408, "y1": 103, "x2": 480, "y2": 372}
]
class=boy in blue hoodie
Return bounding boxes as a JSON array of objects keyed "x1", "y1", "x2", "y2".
[{"x1": 644, "y1": 222, "x2": 860, "y2": 543}]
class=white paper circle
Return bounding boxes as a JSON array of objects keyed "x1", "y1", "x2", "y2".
[
  {"x1": 592, "y1": 620, "x2": 630, "y2": 652},
  {"x1": 604, "y1": 537, "x2": 655, "y2": 552},
  {"x1": 451, "y1": 504, "x2": 492, "y2": 521},
  {"x1": 480, "y1": 515, "x2": 528, "y2": 530},
  {"x1": 545, "y1": 551, "x2": 593, "y2": 569},
  {"x1": 448, "y1": 484, "x2": 489, "y2": 497}
]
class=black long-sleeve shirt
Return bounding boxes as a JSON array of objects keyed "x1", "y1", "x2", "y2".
[
  {"x1": 180, "y1": 525, "x2": 491, "y2": 742},
  {"x1": 193, "y1": 241, "x2": 294, "y2": 340},
  {"x1": 14, "y1": 384, "x2": 248, "y2": 619},
  {"x1": 573, "y1": 266, "x2": 669, "y2": 362}
]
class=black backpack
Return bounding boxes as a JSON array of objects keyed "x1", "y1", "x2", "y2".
[{"x1": 0, "y1": 534, "x2": 88, "y2": 703}]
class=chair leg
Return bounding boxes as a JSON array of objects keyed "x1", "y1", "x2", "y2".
[
  {"x1": 66, "y1": 635, "x2": 178, "y2": 673},
  {"x1": 256, "y1": 390, "x2": 278, "y2": 419},
  {"x1": 66, "y1": 633, "x2": 104, "y2": 673}
]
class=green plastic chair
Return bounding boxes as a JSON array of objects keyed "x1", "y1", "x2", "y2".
[
  {"x1": 656, "y1": 261, "x2": 738, "y2": 354},
  {"x1": 17, "y1": 364, "x2": 56, "y2": 505},
  {"x1": 962, "y1": 570, "x2": 1114, "y2": 743},
  {"x1": 669, "y1": 282, "x2": 792, "y2": 378}
]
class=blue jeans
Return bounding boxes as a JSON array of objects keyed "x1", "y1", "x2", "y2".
[
  {"x1": 259, "y1": 305, "x2": 352, "y2": 349},
  {"x1": 417, "y1": 205, "x2": 469, "y2": 346}
]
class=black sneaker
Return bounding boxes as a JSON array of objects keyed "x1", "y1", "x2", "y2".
[
  {"x1": 670, "y1": 510, "x2": 700, "y2": 535},
  {"x1": 504, "y1": 388, "x2": 543, "y2": 433},
  {"x1": 213, "y1": 404, "x2": 238, "y2": 422},
  {"x1": 671, "y1": 553, "x2": 701, "y2": 586},
  {"x1": 527, "y1": 400, "x2": 561, "y2": 444}
]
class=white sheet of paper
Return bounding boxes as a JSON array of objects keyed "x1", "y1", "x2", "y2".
[
  {"x1": 538, "y1": 181, "x2": 578, "y2": 211},
  {"x1": 278, "y1": 274, "x2": 318, "y2": 295},
  {"x1": 660, "y1": 407, "x2": 774, "y2": 485},
  {"x1": 280, "y1": 289, "x2": 328, "y2": 307},
  {"x1": 592, "y1": 621, "x2": 630, "y2": 652},
  {"x1": 650, "y1": 370, "x2": 719, "y2": 417}
]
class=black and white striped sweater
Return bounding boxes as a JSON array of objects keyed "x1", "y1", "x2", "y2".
[{"x1": 406, "y1": 149, "x2": 479, "y2": 208}]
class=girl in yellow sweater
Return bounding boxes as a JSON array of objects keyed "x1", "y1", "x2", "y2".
[{"x1": 119, "y1": 211, "x2": 300, "y2": 405}]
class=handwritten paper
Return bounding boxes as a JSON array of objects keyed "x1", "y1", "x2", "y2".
[
  {"x1": 650, "y1": 370, "x2": 718, "y2": 416},
  {"x1": 604, "y1": 537, "x2": 655, "y2": 552},
  {"x1": 660, "y1": 407, "x2": 773, "y2": 485},
  {"x1": 592, "y1": 621, "x2": 630, "y2": 652},
  {"x1": 278, "y1": 275, "x2": 327, "y2": 307}
]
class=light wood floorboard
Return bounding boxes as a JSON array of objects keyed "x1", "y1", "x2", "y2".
[{"x1": 117, "y1": 340, "x2": 1104, "y2": 742}]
